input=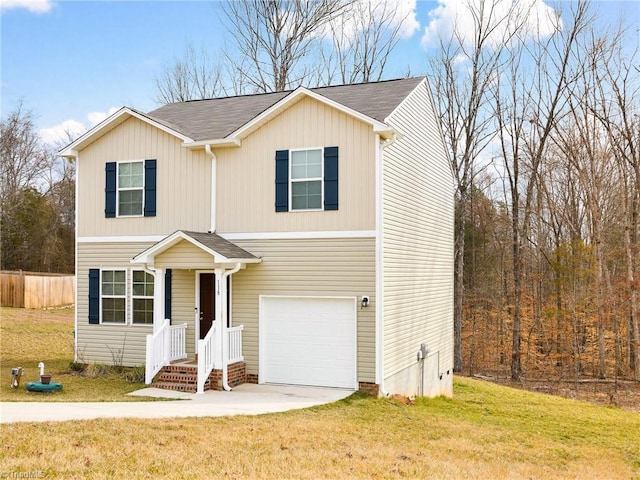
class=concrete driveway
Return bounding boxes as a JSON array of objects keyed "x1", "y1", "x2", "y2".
[{"x1": 0, "y1": 384, "x2": 353, "y2": 423}]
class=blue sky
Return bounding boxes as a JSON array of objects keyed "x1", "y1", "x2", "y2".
[{"x1": 1, "y1": 0, "x2": 638, "y2": 146}]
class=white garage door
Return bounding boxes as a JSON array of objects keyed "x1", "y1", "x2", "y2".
[{"x1": 260, "y1": 296, "x2": 356, "y2": 389}]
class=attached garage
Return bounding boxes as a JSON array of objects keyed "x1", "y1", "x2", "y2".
[{"x1": 259, "y1": 296, "x2": 357, "y2": 389}]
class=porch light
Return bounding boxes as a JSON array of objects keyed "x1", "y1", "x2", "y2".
[{"x1": 361, "y1": 296, "x2": 370, "y2": 308}]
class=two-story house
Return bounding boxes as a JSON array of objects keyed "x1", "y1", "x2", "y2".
[{"x1": 60, "y1": 77, "x2": 454, "y2": 397}]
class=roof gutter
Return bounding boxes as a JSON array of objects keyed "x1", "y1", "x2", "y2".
[
  {"x1": 60, "y1": 149, "x2": 79, "y2": 161},
  {"x1": 184, "y1": 138, "x2": 241, "y2": 149},
  {"x1": 205, "y1": 144, "x2": 217, "y2": 233}
]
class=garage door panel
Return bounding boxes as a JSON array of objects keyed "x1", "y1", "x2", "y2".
[{"x1": 261, "y1": 296, "x2": 356, "y2": 389}]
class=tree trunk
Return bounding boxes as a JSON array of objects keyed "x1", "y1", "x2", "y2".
[
  {"x1": 511, "y1": 202, "x2": 522, "y2": 381},
  {"x1": 594, "y1": 240, "x2": 607, "y2": 379}
]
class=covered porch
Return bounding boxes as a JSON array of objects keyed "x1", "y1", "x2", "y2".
[{"x1": 131, "y1": 230, "x2": 261, "y2": 393}]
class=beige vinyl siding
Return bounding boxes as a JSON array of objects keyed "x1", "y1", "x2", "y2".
[
  {"x1": 77, "y1": 243, "x2": 200, "y2": 365},
  {"x1": 154, "y1": 244, "x2": 215, "y2": 360},
  {"x1": 229, "y1": 237, "x2": 376, "y2": 382},
  {"x1": 154, "y1": 240, "x2": 216, "y2": 270},
  {"x1": 215, "y1": 96, "x2": 376, "y2": 233},
  {"x1": 76, "y1": 242, "x2": 155, "y2": 366},
  {"x1": 171, "y1": 269, "x2": 196, "y2": 360},
  {"x1": 381, "y1": 81, "x2": 454, "y2": 380},
  {"x1": 77, "y1": 117, "x2": 212, "y2": 237}
]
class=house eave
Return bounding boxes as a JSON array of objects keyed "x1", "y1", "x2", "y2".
[
  {"x1": 182, "y1": 138, "x2": 242, "y2": 150},
  {"x1": 58, "y1": 107, "x2": 194, "y2": 158}
]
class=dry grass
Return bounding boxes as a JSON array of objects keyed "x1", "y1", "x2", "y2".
[
  {"x1": 1, "y1": 307, "x2": 639, "y2": 478},
  {"x1": 1, "y1": 378, "x2": 639, "y2": 479},
  {"x1": 0, "y1": 307, "x2": 153, "y2": 402}
]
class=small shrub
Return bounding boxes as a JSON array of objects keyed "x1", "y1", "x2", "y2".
[
  {"x1": 82, "y1": 363, "x2": 112, "y2": 378},
  {"x1": 68, "y1": 361, "x2": 86, "y2": 372},
  {"x1": 123, "y1": 365, "x2": 145, "y2": 383}
]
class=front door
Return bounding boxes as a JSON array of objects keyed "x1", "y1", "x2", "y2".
[{"x1": 199, "y1": 273, "x2": 215, "y2": 340}]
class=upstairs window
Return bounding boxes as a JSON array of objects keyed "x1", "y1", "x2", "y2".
[
  {"x1": 291, "y1": 149, "x2": 323, "y2": 210},
  {"x1": 118, "y1": 161, "x2": 144, "y2": 216},
  {"x1": 105, "y1": 159, "x2": 156, "y2": 218},
  {"x1": 275, "y1": 147, "x2": 338, "y2": 212}
]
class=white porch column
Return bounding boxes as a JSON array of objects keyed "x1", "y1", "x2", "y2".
[
  {"x1": 153, "y1": 267, "x2": 165, "y2": 334},
  {"x1": 220, "y1": 263, "x2": 241, "y2": 391},
  {"x1": 213, "y1": 267, "x2": 225, "y2": 368}
]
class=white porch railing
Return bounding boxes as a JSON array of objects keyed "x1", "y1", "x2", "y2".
[
  {"x1": 196, "y1": 323, "x2": 244, "y2": 394},
  {"x1": 169, "y1": 323, "x2": 188, "y2": 361},
  {"x1": 228, "y1": 325, "x2": 244, "y2": 364},
  {"x1": 197, "y1": 321, "x2": 217, "y2": 394},
  {"x1": 145, "y1": 319, "x2": 187, "y2": 384}
]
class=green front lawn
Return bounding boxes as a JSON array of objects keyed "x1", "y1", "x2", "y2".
[
  {"x1": 1, "y1": 307, "x2": 639, "y2": 478},
  {"x1": 0, "y1": 307, "x2": 154, "y2": 402}
]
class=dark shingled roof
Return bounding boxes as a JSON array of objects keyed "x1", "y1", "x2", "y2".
[
  {"x1": 180, "y1": 231, "x2": 259, "y2": 260},
  {"x1": 148, "y1": 77, "x2": 424, "y2": 141}
]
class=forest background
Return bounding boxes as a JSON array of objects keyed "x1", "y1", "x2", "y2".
[{"x1": 1, "y1": 0, "x2": 639, "y2": 388}]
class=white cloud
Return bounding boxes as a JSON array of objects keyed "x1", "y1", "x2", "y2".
[
  {"x1": 0, "y1": 0, "x2": 53, "y2": 14},
  {"x1": 383, "y1": 0, "x2": 420, "y2": 39},
  {"x1": 39, "y1": 107, "x2": 120, "y2": 146},
  {"x1": 39, "y1": 119, "x2": 86, "y2": 146},
  {"x1": 421, "y1": 0, "x2": 561, "y2": 50},
  {"x1": 321, "y1": 0, "x2": 420, "y2": 42},
  {"x1": 87, "y1": 107, "x2": 120, "y2": 126}
]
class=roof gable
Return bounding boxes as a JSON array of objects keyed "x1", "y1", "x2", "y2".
[
  {"x1": 59, "y1": 77, "x2": 426, "y2": 157},
  {"x1": 150, "y1": 77, "x2": 425, "y2": 143},
  {"x1": 58, "y1": 107, "x2": 193, "y2": 159},
  {"x1": 131, "y1": 230, "x2": 261, "y2": 266}
]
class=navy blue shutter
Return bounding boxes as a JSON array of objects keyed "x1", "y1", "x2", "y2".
[
  {"x1": 88, "y1": 269, "x2": 100, "y2": 324},
  {"x1": 164, "y1": 269, "x2": 172, "y2": 323},
  {"x1": 275, "y1": 150, "x2": 289, "y2": 212},
  {"x1": 324, "y1": 146, "x2": 339, "y2": 211},
  {"x1": 144, "y1": 159, "x2": 157, "y2": 217},
  {"x1": 105, "y1": 162, "x2": 117, "y2": 218}
]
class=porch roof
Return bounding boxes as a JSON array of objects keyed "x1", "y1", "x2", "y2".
[{"x1": 131, "y1": 230, "x2": 261, "y2": 266}]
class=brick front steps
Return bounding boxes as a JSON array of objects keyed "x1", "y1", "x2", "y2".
[{"x1": 152, "y1": 361, "x2": 247, "y2": 393}]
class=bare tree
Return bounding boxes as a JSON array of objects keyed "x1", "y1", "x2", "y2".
[
  {"x1": 319, "y1": 0, "x2": 409, "y2": 85},
  {"x1": 155, "y1": 43, "x2": 226, "y2": 103},
  {"x1": 590, "y1": 24, "x2": 640, "y2": 379},
  {"x1": 222, "y1": 0, "x2": 349, "y2": 93},
  {"x1": 1, "y1": 103, "x2": 75, "y2": 272},
  {"x1": 155, "y1": 0, "x2": 414, "y2": 103},
  {"x1": 428, "y1": 0, "x2": 527, "y2": 373},
  {"x1": 493, "y1": 0, "x2": 593, "y2": 381},
  {"x1": 0, "y1": 102, "x2": 52, "y2": 204}
]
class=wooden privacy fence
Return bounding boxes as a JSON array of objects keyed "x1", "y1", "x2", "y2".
[{"x1": 0, "y1": 271, "x2": 75, "y2": 308}]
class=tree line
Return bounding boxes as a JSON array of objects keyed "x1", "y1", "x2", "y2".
[
  {"x1": 431, "y1": 0, "x2": 639, "y2": 382},
  {"x1": 0, "y1": 103, "x2": 75, "y2": 274},
  {"x1": 2, "y1": 0, "x2": 637, "y2": 383}
]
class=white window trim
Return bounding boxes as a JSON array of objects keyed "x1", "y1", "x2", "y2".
[
  {"x1": 100, "y1": 268, "x2": 127, "y2": 324},
  {"x1": 116, "y1": 160, "x2": 145, "y2": 218},
  {"x1": 289, "y1": 147, "x2": 324, "y2": 212},
  {"x1": 130, "y1": 269, "x2": 154, "y2": 326}
]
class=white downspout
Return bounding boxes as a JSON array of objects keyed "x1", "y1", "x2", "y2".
[
  {"x1": 376, "y1": 133, "x2": 397, "y2": 398},
  {"x1": 205, "y1": 144, "x2": 217, "y2": 233},
  {"x1": 221, "y1": 262, "x2": 242, "y2": 391},
  {"x1": 71, "y1": 153, "x2": 79, "y2": 362}
]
